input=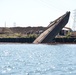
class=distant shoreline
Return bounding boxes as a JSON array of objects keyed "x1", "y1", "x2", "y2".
[
  {"x1": 0, "y1": 27, "x2": 76, "y2": 44},
  {"x1": 0, "y1": 37, "x2": 76, "y2": 44}
]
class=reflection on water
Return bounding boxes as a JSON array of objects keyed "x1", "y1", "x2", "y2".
[{"x1": 0, "y1": 44, "x2": 76, "y2": 75}]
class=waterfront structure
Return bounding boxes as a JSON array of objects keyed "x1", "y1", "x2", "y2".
[
  {"x1": 57, "y1": 27, "x2": 72, "y2": 37},
  {"x1": 33, "y1": 11, "x2": 70, "y2": 43}
]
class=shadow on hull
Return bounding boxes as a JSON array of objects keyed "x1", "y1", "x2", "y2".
[{"x1": 33, "y1": 11, "x2": 70, "y2": 43}]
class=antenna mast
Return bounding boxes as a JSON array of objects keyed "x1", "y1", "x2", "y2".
[{"x1": 73, "y1": 9, "x2": 76, "y2": 31}]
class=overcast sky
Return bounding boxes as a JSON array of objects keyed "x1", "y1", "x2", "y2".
[{"x1": 0, "y1": 0, "x2": 76, "y2": 29}]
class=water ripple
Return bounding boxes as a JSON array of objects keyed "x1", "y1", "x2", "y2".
[{"x1": 0, "y1": 44, "x2": 76, "y2": 75}]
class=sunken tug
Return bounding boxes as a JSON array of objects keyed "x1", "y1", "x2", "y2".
[{"x1": 33, "y1": 11, "x2": 70, "y2": 43}]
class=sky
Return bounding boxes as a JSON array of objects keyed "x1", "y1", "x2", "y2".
[{"x1": 0, "y1": 0, "x2": 76, "y2": 29}]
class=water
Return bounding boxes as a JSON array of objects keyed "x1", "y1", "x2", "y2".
[{"x1": 0, "y1": 43, "x2": 76, "y2": 75}]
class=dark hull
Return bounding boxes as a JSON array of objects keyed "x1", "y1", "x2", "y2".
[{"x1": 33, "y1": 11, "x2": 70, "y2": 43}]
